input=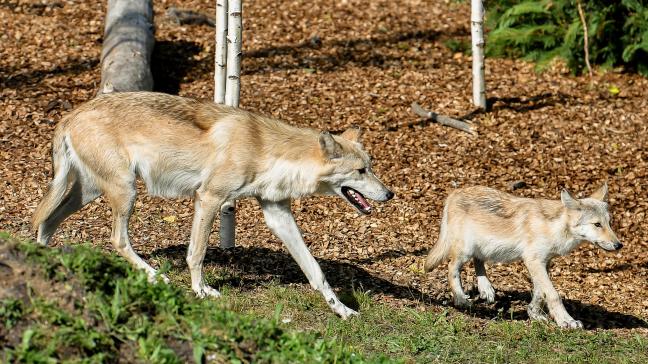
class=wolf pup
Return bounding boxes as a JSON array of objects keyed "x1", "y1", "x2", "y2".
[
  {"x1": 424, "y1": 183, "x2": 621, "y2": 328},
  {"x1": 32, "y1": 91, "x2": 394, "y2": 319}
]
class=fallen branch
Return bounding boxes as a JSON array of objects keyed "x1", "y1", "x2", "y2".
[
  {"x1": 166, "y1": 6, "x2": 215, "y2": 27},
  {"x1": 410, "y1": 102, "x2": 477, "y2": 135}
]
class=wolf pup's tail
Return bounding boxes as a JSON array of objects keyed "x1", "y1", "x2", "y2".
[
  {"x1": 32, "y1": 129, "x2": 72, "y2": 231},
  {"x1": 424, "y1": 201, "x2": 452, "y2": 272}
]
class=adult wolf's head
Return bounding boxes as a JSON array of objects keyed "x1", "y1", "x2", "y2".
[
  {"x1": 316, "y1": 127, "x2": 394, "y2": 214},
  {"x1": 561, "y1": 183, "x2": 622, "y2": 251}
]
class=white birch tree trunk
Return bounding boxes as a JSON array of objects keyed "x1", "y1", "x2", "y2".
[
  {"x1": 471, "y1": 0, "x2": 486, "y2": 109},
  {"x1": 98, "y1": 0, "x2": 154, "y2": 94},
  {"x1": 214, "y1": 0, "x2": 228, "y2": 103},
  {"x1": 218, "y1": 0, "x2": 242, "y2": 249},
  {"x1": 225, "y1": 0, "x2": 242, "y2": 106}
]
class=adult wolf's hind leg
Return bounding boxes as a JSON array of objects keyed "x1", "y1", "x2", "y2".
[
  {"x1": 474, "y1": 258, "x2": 495, "y2": 303},
  {"x1": 37, "y1": 178, "x2": 101, "y2": 245},
  {"x1": 106, "y1": 182, "x2": 164, "y2": 283}
]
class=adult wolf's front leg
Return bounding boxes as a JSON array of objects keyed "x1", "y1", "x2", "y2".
[{"x1": 259, "y1": 198, "x2": 358, "y2": 319}]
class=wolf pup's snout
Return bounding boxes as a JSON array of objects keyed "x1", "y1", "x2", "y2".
[
  {"x1": 385, "y1": 190, "x2": 395, "y2": 201},
  {"x1": 613, "y1": 241, "x2": 623, "y2": 250}
]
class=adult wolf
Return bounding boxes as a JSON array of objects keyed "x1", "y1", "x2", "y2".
[
  {"x1": 424, "y1": 183, "x2": 622, "y2": 328},
  {"x1": 32, "y1": 91, "x2": 394, "y2": 319}
]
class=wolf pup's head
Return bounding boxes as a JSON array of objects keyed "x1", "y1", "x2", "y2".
[
  {"x1": 317, "y1": 127, "x2": 394, "y2": 215},
  {"x1": 561, "y1": 183, "x2": 622, "y2": 251}
]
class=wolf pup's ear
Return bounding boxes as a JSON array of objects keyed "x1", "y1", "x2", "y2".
[
  {"x1": 340, "y1": 126, "x2": 362, "y2": 143},
  {"x1": 589, "y1": 182, "x2": 608, "y2": 202},
  {"x1": 561, "y1": 189, "x2": 581, "y2": 210},
  {"x1": 319, "y1": 131, "x2": 343, "y2": 159}
]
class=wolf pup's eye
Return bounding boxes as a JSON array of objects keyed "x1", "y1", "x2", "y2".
[
  {"x1": 594, "y1": 222, "x2": 602, "y2": 228},
  {"x1": 358, "y1": 168, "x2": 366, "y2": 174}
]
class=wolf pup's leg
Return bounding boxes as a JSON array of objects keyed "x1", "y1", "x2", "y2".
[
  {"x1": 527, "y1": 285, "x2": 549, "y2": 322},
  {"x1": 448, "y1": 255, "x2": 471, "y2": 307},
  {"x1": 524, "y1": 259, "x2": 582, "y2": 329},
  {"x1": 259, "y1": 198, "x2": 358, "y2": 319},
  {"x1": 187, "y1": 190, "x2": 225, "y2": 298},
  {"x1": 474, "y1": 258, "x2": 495, "y2": 303}
]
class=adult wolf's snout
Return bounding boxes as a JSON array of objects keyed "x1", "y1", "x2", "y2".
[
  {"x1": 385, "y1": 190, "x2": 395, "y2": 201},
  {"x1": 613, "y1": 241, "x2": 623, "y2": 250}
]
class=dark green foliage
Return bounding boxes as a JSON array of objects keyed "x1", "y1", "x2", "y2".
[{"x1": 485, "y1": 0, "x2": 648, "y2": 76}]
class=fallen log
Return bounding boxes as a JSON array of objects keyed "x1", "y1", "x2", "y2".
[
  {"x1": 98, "y1": 0, "x2": 154, "y2": 94},
  {"x1": 166, "y1": 6, "x2": 215, "y2": 27},
  {"x1": 410, "y1": 102, "x2": 477, "y2": 135}
]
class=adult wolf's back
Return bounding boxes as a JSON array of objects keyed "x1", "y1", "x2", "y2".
[{"x1": 32, "y1": 91, "x2": 394, "y2": 319}]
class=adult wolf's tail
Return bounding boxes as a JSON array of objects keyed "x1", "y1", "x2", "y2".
[
  {"x1": 32, "y1": 129, "x2": 72, "y2": 231},
  {"x1": 424, "y1": 201, "x2": 451, "y2": 272}
]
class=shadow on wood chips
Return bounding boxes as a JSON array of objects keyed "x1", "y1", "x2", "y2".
[
  {"x1": 150, "y1": 245, "x2": 648, "y2": 331},
  {"x1": 151, "y1": 40, "x2": 204, "y2": 95},
  {"x1": 242, "y1": 28, "x2": 466, "y2": 74}
]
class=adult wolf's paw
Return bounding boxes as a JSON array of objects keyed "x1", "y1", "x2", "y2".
[
  {"x1": 147, "y1": 272, "x2": 170, "y2": 284},
  {"x1": 337, "y1": 306, "x2": 359, "y2": 320},
  {"x1": 194, "y1": 285, "x2": 221, "y2": 299},
  {"x1": 557, "y1": 318, "x2": 583, "y2": 329}
]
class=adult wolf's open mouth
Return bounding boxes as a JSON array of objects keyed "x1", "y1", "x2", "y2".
[{"x1": 341, "y1": 186, "x2": 372, "y2": 215}]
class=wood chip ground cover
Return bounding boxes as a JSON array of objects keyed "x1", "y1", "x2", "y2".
[{"x1": 1, "y1": 0, "x2": 646, "y2": 340}]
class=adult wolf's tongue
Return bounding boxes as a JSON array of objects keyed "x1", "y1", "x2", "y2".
[{"x1": 355, "y1": 192, "x2": 371, "y2": 210}]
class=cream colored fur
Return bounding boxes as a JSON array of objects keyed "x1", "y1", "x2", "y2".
[
  {"x1": 425, "y1": 183, "x2": 622, "y2": 329},
  {"x1": 32, "y1": 91, "x2": 394, "y2": 319}
]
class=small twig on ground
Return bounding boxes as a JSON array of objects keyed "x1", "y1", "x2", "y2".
[
  {"x1": 410, "y1": 102, "x2": 477, "y2": 135},
  {"x1": 166, "y1": 6, "x2": 215, "y2": 27},
  {"x1": 604, "y1": 126, "x2": 627, "y2": 134},
  {"x1": 577, "y1": 1, "x2": 593, "y2": 80}
]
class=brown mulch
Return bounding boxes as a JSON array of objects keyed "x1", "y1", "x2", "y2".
[{"x1": 1, "y1": 0, "x2": 646, "y2": 333}]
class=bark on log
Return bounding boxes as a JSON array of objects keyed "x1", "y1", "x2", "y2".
[
  {"x1": 98, "y1": 0, "x2": 154, "y2": 94},
  {"x1": 411, "y1": 102, "x2": 477, "y2": 135}
]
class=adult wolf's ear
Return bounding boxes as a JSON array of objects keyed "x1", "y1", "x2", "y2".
[
  {"x1": 561, "y1": 189, "x2": 581, "y2": 210},
  {"x1": 340, "y1": 126, "x2": 362, "y2": 143},
  {"x1": 589, "y1": 182, "x2": 608, "y2": 202},
  {"x1": 319, "y1": 131, "x2": 343, "y2": 159}
]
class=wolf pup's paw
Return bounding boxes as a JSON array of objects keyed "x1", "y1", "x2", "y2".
[
  {"x1": 194, "y1": 285, "x2": 222, "y2": 299},
  {"x1": 557, "y1": 318, "x2": 583, "y2": 329},
  {"x1": 527, "y1": 307, "x2": 549, "y2": 322},
  {"x1": 453, "y1": 293, "x2": 472, "y2": 308},
  {"x1": 478, "y1": 285, "x2": 496, "y2": 303}
]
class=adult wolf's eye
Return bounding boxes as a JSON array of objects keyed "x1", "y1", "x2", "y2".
[
  {"x1": 594, "y1": 222, "x2": 602, "y2": 228},
  {"x1": 358, "y1": 168, "x2": 366, "y2": 174}
]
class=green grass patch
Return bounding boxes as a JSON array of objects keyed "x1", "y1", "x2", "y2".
[
  {"x1": 1, "y1": 235, "x2": 646, "y2": 363},
  {"x1": 0, "y1": 237, "x2": 378, "y2": 363}
]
